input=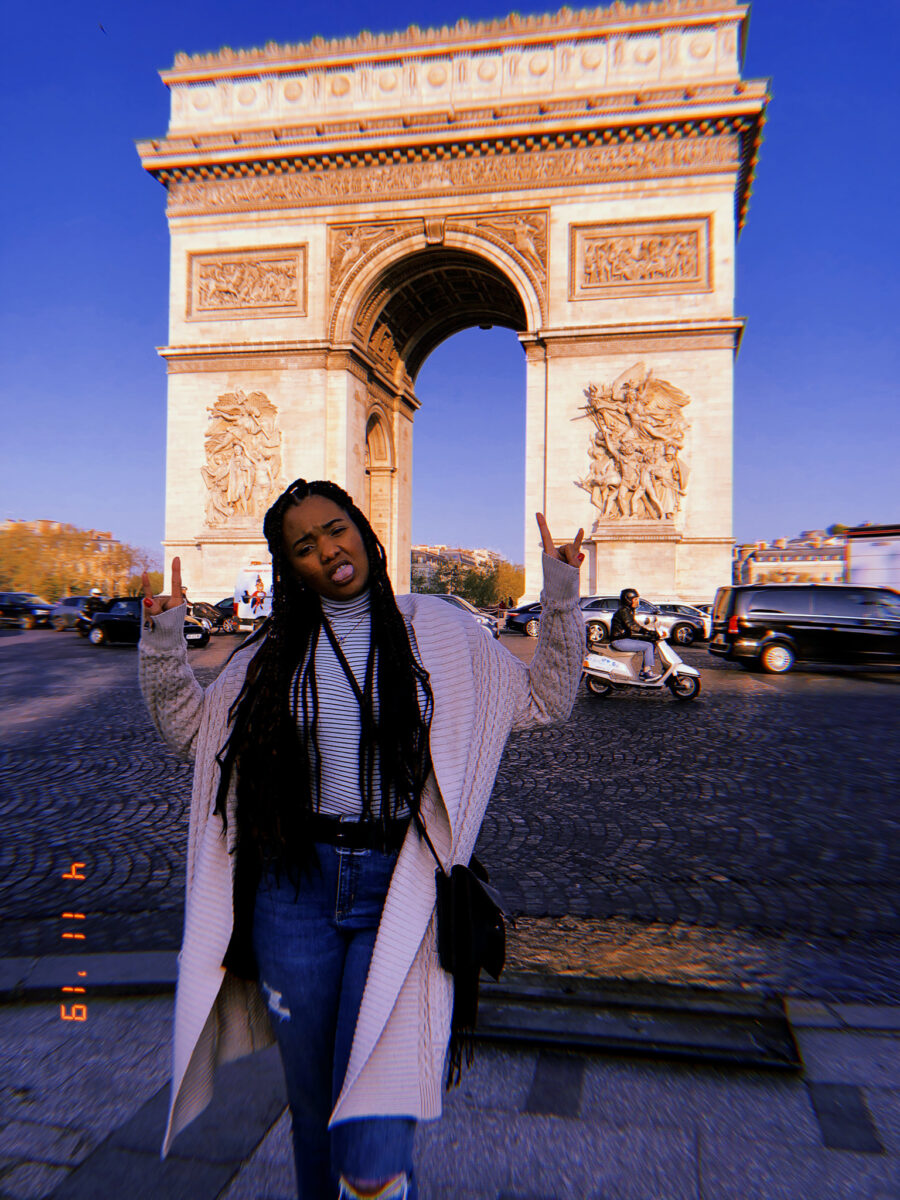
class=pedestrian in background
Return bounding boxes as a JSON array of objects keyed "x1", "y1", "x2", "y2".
[{"x1": 140, "y1": 478, "x2": 584, "y2": 1199}]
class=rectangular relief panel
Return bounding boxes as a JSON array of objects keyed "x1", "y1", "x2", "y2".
[
  {"x1": 186, "y1": 244, "x2": 308, "y2": 320},
  {"x1": 569, "y1": 217, "x2": 711, "y2": 301}
]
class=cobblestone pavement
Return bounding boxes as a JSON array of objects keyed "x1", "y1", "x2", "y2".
[{"x1": 3, "y1": 627, "x2": 899, "y2": 1001}]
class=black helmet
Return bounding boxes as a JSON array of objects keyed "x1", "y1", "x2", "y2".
[{"x1": 620, "y1": 587, "x2": 639, "y2": 605}]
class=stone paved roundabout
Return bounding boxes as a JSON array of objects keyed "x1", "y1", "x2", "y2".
[{"x1": 2, "y1": 627, "x2": 899, "y2": 1001}]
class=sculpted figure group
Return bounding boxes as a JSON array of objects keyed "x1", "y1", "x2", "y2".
[
  {"x1": 201, "y1": 390, "x2": 284, "y2": 525},
  {"x1": 578, "y1": 364, "x2": 690, "y2": 522}
]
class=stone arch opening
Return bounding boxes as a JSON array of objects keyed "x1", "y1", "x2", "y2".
[
  {"x1": 364, "y1": 409, "x2": 394, "y2": 552},
  {"x1": 336, "y1": 239, "x2": 535, "y2": 399},
  {"x1": 356, "y1": 248, "x2": 528, "y2": 386},
  {"x1": 345, "y1": 246, "x2": 531, "y2": 583}
]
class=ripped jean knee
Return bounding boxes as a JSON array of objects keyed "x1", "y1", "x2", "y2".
[
  {"x1": 260, "y1": 979, "x2": 291, "y2": 1022},
  {"x1": 338, "y1": 1174, "x2": 410, "y2": 1199}
]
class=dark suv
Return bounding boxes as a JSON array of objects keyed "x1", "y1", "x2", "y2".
[
  {"x1": 0, "y1": 592, "x2": 54, "y2": 629},
  {"x1": 709, "y1": 584, "x2": 900, "y2": 673}
]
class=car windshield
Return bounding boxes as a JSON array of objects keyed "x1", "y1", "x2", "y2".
[{"x1": 10, "y1": 593, "x2": 51, "y2": 605}]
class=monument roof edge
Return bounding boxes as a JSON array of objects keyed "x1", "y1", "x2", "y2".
[{"x1": 161, "y1": 1, "x2": 750, "y2": 83}]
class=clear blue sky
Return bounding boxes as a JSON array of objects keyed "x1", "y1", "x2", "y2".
[{"x1": 1, "y1": 1, "x2": 897, "y2": 566}]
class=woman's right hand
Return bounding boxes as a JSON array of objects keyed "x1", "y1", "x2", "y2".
[{"x1": 141, "y1": 557, "x2": 185, "y2": 616}]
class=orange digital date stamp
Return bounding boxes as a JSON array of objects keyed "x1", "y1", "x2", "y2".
[{"x1": 60, "y1": 861, "x2": 88, "y2": 1021}]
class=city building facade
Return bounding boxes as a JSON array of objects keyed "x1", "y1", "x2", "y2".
[{"x1": 733, "y1": 531, "x2": 847, "y2": 586}]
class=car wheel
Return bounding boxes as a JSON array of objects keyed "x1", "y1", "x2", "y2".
[
  {"x1": 20, "y1": 614, "x2": 37, "y2": 631},
  {"x1": 586, "y1": 622, "x2": 606, "y2": 646},
  {"x1": 525, "y1": 619, "x2": 540, "y2": 638},
  {"x1": 760, "y1": 642, "x2": 794, "y2": 674},
  {"x1": 52, "y1": 617, "x2": 68, "y2": 632},
  {"x1": 671, "y1": 623, "x2": 694, "y2": 646},
  {"x1": 667, "y1": 674, "x2": 701, "y2": 700},
  {"x1": 88, "y1": 626, "x2": 106, "y2": 646},
  {"x1": 586, "y1": 676, "x2": 612, "y2": 698}
]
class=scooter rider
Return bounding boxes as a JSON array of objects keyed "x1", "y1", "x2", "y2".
[{"x1": 610, "y1": 587, "x2": 660, "y2": 681}]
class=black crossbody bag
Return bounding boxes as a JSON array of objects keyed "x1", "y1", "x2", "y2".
[
  {"x1": 322, "y1": 616, "x2": 510, "y2": 1087},
  {"x1": 411, "y1": 814, "x2": 509, "y2": 1087}
]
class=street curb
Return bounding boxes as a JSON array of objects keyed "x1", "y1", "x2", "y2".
[
  {"x1": 0, "y1": 952, "x2": 178, "y2": 1001},
  {"x1": 4, "y1": 953, "x2": 900, "y2": 1034}
]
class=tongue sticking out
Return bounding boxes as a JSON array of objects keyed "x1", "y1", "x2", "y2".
[{"x1": 332, "y1": 563, "x2": 354, "y2": 584}]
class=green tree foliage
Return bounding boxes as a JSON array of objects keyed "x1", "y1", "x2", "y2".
[{"x1": 0, "y1": 521, "x2": 160, "y2": 601}]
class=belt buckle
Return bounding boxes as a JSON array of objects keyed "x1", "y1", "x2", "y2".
[{"x1": 335, "y1": 815, "x2": 355, "y2": 849}]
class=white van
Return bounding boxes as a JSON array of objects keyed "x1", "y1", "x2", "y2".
[{"x1": 234, "y1": 563, "x2": 273, "y2": 632}]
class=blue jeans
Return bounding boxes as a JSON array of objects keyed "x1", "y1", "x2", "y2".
[
  {"x1": 610, "y1": 638, "x2": 656, "y2": 672},
  {"x1": 252, "y1": 844, "x2": 417, "y2": 1199}
]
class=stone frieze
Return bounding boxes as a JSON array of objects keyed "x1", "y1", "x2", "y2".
[
  {"x1": 570, "y1": 217, "x2": 710, "y2": 300},
  {"x1": 168, "y1": 135, "x2": 739, "y2": 215},
  {"x1": 187, "y1": 246, "x2": 307, "y2": 319}
]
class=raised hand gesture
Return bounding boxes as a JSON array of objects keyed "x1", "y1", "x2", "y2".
[
  {"x1": 536, "y1": 513, "x2": 584, "y2": 568},
  {"x1": 141, "y1": 556, "x2": 185, "y2": 616}
]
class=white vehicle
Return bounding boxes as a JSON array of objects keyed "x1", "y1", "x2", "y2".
[
  {"x1": 582, "y1": 634, "x2": 701, "y2": 701},
  {"x1": 234, "y1": 564, "x2": 273, "y2": 632}
]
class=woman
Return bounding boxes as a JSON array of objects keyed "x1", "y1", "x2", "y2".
[
  {"x1": 140, "y1": 478, "x2": 585, "y2": 1199},
  {"x1": 609, "y1": 586, "x2": 660, "y2": 680}
]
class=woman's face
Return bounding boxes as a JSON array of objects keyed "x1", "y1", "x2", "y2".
[{"x1": 282, "y1": 495, "x2": 370, "y2": 600}]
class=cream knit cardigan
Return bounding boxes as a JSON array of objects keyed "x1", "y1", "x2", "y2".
[{"x1": 139, "y1": 554, "x2": 583, "y2": 1158}]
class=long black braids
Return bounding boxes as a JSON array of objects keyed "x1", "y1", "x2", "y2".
[{"x1": 214, "y1": 480, "x2": 434, "y2": 915}]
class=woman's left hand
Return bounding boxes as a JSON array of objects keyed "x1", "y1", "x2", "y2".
[{"x1": 536, "y1": 513, "x2": 585, "y2": 568}]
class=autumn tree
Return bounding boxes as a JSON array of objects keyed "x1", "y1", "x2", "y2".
[
  {"x1": 411, "y1": 557, "x2": 525, "y2": 608},
  {"x1": 0, "y1": 521, "x2": 160, "y2": 600}
]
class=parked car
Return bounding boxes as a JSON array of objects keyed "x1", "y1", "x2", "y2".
[
  {"x1": 0, "y1": 592, "x2": 54, "y2": 629},
  {"x1": 431, "y1": 593, "x2": 499, "y2": 637},
  {"x1": 708, "y1": 583, "x2": 900, "y2": 673},
  {"x1": 654, "y1": 603, "x2": 711, "y2": 642},
  {"x1": 215, "y1": 597, "x2": 238, "y2": 624},
  {"x1": 504, "y1": 602, "x2": 543, "y2": 637},
  {"x1": 49, "y1": 595, "x2": 107, "y2": 631},
  {"x1": 578, "y1": 597, "x2": 693, "y2": 645},
  {"x1": 188, "y1": 600, "x2": 237, "y2": 633},
  {"x1": 81, "y1": 597, "x2": 210, "y2": 648}
]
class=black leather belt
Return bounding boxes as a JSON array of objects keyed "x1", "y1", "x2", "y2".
[{"x1": 309, "y1": 813, "x2": 410, "y2": 852}]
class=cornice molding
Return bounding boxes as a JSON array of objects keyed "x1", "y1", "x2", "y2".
[
  {"x1": 139, "y1": 83, "x2": 766, "y2": 168},
  {"x1": 163, "y1": 2, "x2": 748, "y2": 81}
]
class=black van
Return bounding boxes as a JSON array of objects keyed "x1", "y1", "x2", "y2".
[{"x1": 709, "y1": 583, "x2": 900, "y2": 673}]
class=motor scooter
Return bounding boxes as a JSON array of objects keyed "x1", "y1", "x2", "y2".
[{"x1": 582, "y1": 628, "x2": 701, "y2": 701}]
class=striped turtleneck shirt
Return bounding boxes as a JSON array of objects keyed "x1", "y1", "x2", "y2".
[{"x1": 291, "y1": 590, "x2": 416, "y2": 820}]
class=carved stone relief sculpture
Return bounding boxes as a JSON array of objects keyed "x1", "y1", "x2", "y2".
[
  {"x1": 576, "y1": 364, "x2": 690, "y2": 524},
  {"x1": 169, "y1": 138, "x2": 739, "y2": 216},
  {"x1": 470, "y1": 212, "x2": 547, "y2": 285},
  {"x1": 201, "y1": 390, "x2": 284, "y2": 526},
  {"x1": 570, "y1": 218, "x2": 710, "y2": 300},
  {"x1": 328, "y1": 222, "x2": 418, "y2": 300},
  {"x1": 187, "y1": 246, "x2": 307, "y2": 319}
]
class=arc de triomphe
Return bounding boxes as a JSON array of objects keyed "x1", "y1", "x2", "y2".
[{"x1": 138, "y1": 1, "x2": 767, "y2": 600}]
